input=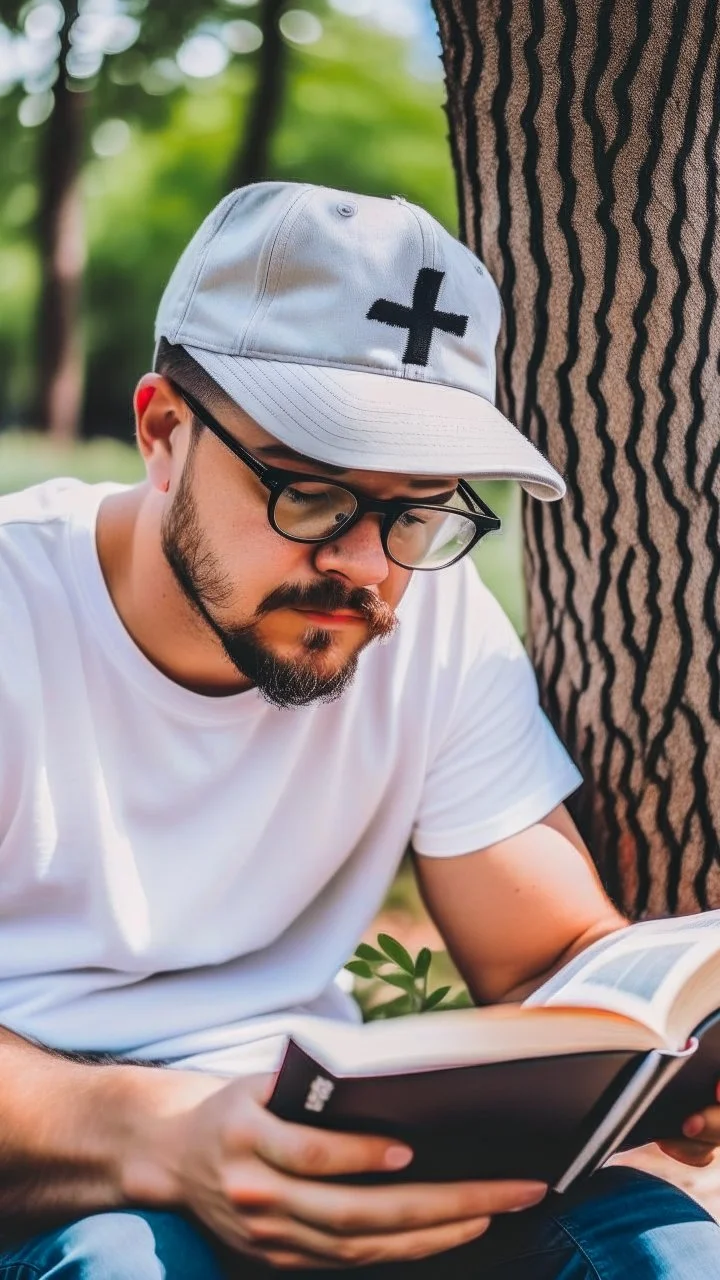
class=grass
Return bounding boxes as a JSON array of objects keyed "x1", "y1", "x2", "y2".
[{"x1": 0, "y1": 430, "x2": 144, "y2": 492}]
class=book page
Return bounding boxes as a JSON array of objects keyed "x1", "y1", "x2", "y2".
[{"x1": 525, "y1": 911, "x2": 720, "y2": 1042}]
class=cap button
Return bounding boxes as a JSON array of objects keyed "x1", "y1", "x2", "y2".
[{"x1": 337, "y1": 201, "x2": 357, "y2": 218}]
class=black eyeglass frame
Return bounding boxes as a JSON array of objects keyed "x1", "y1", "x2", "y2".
[{"x1": 176, "y1": 385, "x2": 501, "y2": 571}]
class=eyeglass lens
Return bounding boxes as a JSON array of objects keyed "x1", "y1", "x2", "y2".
[
  {"x1": 388, "y1": 507, "x2": 477, "y2": 568},
  {"x1": 274, "y1": 481, "x2": 357, "y2": 539},
  {"x1": 273, "y1": 481, "x2": 479, "y2": 569}
]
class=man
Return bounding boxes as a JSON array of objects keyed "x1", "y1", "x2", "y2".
[{"x1": 0, "y1": 182, "x2": 719, "y2": 1279}]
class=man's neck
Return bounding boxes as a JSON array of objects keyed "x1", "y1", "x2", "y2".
[{"x1": 95, "y1": 486, "x2": 253, "y2": 697}]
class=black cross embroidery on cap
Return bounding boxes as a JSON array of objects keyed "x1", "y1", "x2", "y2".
[{"x1": 367, "y1": 268, "x2": 469, "y2": 367}]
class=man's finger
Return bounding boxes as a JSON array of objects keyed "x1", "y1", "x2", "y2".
[
  {"x1": 249, "y1": 1212, "x2": 494, "y2": 1268},
  {"x1": 240, "y1": 1244, "x2": 337, "y2": 1271},
  {"x1": 280, "y1": 1174, "x2": 547, "y2": 1236},
  {"x1": 253, "y1": 1110, "x2": 414, "y2": 1178},
  {"x1": 684, "y1": 1105, "x2": 720, "y2": 1141},
  {"x1": 657, "y1": 1139, "x2": 716, "y2": 1168},
  {"x1": 225, "y1": 1073, "x2": 279, "y2": 1107}
]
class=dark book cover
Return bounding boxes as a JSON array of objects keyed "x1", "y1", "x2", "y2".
[
  {"x1": 268, "y1": 1013, "x2": 720, "y2": 1184},
  {"x1": 622, "y1": 1011, "x2": 720, "y2": 1147},
  {"x1": 268, "y1": 1042, "x2": 644, "y2": 1184}
]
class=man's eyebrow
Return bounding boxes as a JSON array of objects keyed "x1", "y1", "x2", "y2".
[
  {"x1": 254, "y1": 444, "x2": 456, "y2": 491},
  {"x1": 254, "y1": 444, "x2": 348, "y2": 475},
  {"x1": 406, "y1": 478, "x2": 457, "y2": 492},
  {"x1": 417, "y1": 489, "x2": 458, "y2": 504}
]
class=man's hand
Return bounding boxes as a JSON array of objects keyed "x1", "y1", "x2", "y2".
[
  {"x1": 657, "y1": 1089, "x2": 720, "y2": 1169},
  {"x1": 137, "y1": 1073, "x2": 547, "y2": 1270}
]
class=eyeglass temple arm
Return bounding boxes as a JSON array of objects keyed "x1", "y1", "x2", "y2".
[
  {"x1": 175, "y1": 386, "x2": 269, "y2": 483},
  {"x1": 458, "y1": 480, "x2": 501, "y2": 526}
]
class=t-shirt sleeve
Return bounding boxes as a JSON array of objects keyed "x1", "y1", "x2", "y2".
[{"x1": 412, "y1": 566, "x2": 582, "y2": 858}]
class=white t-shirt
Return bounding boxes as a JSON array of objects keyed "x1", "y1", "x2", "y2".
[{"x1": 0, "y1": 479, "x2": 581, "y2": 1073}]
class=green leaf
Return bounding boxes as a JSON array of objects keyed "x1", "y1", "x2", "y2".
[
  {"x1": 345, "y1": 960, "x2": 374, "y2": 980},
  {"x1": 367, "y1": 994, "x2": 412, "y2": 1020},
  {"x1": 377, "y1": 933, "x2": 415, "y2": 974},
  {"x1": 441, "y1": 989, "x2": 473, "y2": 1009},
  {"x1": 422, "y1": 986, "x2": 452, "y2": 1011},
  {"x1": 381, "y1": 972, "x2": 417, "y2": 994},
  {"x1": 354, "y1": 942, "x2": 387, "y2": 964},
  {"x1": 414, "y1": 947, "x2": 432, "y2": 979}
]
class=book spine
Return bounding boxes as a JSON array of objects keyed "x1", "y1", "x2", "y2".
[
  {"x1": 268, "y1": 1042, "x2": 339, "y2": 1125},
  {"x1": 553, "y1": 1046, "x2": 694, "y2": 1193}
]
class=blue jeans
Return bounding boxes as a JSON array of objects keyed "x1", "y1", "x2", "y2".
[{"x1": 0, "y1": 1168, "x2": 718, "y2": 1278}]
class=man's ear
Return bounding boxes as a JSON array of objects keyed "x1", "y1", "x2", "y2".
[{"x1": 134, "y1": 374, "x2": 188, "y2": 494}]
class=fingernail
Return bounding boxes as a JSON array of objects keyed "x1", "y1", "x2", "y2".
[
  {"x1": 384, "y1": 1145, "x2": 413, "y2": 1170},
  {"x1": 509, "y1": 1184, "x2": 548, "y2": 1211},
  {"x1": 683, "y1": 1116, "x2": 705, "y2": 1138}
]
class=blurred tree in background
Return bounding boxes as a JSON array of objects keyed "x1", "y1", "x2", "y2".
[
  {"x1": 0, "y1": 0, "x2": 455, "y2": 441},
  {"x1": 230, "y1": 0, "x2": 289, "y2": 189},
  {"x1": 0, "y1": 0, "x2": 228, "y2": 439}
]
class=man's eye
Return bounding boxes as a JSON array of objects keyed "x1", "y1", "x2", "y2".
[
  {"x1": 284, "y1": 486, "x2": 324, "y2": 505},
  {"x1": 396, "y1": 511, "x2": 428, "y2": 529}
]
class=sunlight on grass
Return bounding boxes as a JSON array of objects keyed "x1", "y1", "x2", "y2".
[{"x1": 0, "y1": 431, "x2": 143, "y2": 494}]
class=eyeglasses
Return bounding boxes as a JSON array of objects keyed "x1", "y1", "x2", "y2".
[{"x1": 176, "y1": 386, "x2": 501, "y2": 572}]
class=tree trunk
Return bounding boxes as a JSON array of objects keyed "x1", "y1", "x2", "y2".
[
  {"x1": 36, "y1": 2, "x2": 86, "y2": 442},
  {"x1": 228, "y1": 0, "x2": 289, "y2": 189},
  {"x1": 433, "y1": 0, "x2": 720, "y2": 917}
]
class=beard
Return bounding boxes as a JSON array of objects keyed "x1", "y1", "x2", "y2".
[{"x1": 160, "y1": 456, "x2": 398, "y2": 709}]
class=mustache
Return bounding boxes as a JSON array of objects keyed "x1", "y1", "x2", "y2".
[{"x1": 256, "y1": 581, "x2": 397, "y2": 640}]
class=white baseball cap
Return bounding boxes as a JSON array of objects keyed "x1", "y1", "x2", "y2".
[{"x1": 155, "y1": 182, "x2": 565, "y2": 501}]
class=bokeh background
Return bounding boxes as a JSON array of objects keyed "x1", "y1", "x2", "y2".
[{"x1": 2, "y1": 1, "x2": 451, "y2": 430}]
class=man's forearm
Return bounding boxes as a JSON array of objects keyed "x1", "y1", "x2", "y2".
[
  {"x1": 0, "y1": 1025, "x2": 223, "y2": 1228},
  {"x1": 499, "y1": 917, "x2": 629, "y2": 1004},
  {"x1": 497, "y1": 916, "x2": 625, "y2": 1003}
]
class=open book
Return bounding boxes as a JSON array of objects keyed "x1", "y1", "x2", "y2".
[{"x1": 268, "y1": 911, "x2": 720, "y2": 1191}]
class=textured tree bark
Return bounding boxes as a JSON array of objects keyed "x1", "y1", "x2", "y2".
[
  {"x1": 36, "y1": 3, "x2": 86, "y2": 442},
  {"x1": 433, "y1": 0, "x2": 720, "y2": 916},
  {"x1": 227, "y1": 0, "x2": 289, "y2": 189}
]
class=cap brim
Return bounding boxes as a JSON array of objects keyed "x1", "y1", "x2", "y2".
[{"x1": 182, "y1": 350, "x2": 566, "y2": 501}]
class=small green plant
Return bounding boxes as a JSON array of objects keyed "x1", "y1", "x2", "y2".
[{"x1": 345, "y1": 934, "x2": 472, "y2": 1020}]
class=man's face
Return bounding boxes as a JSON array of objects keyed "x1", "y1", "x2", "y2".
[{"x1": 159, "y1": 392, "x2": 458, "y2": 709}]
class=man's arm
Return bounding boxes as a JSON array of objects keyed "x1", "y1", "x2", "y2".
[
  {"x1": 416, "y1": 807, "x2": 720, "y2": 1174},
  {"x1": 414, "y1": 803, "x2": 627, "y2": 1005},
  {"x1": 0, "y1": 1025, "x2": 222, "y2": 1223},
  {"x1": 0, "y1": 1023, "x2": 548, "y2": 1265}
]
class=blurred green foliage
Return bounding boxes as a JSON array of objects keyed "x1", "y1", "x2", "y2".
[
  {"x1": 0, "y1": 430, "x2": 143, "y2": 491},
  {"x1": 1, "y1": 3, "x2": 457, "y2": 437}
]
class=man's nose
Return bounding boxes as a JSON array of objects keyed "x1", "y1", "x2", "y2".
[{"x1": 312, "y1": 514, "x2": 390, "y2": 588}]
